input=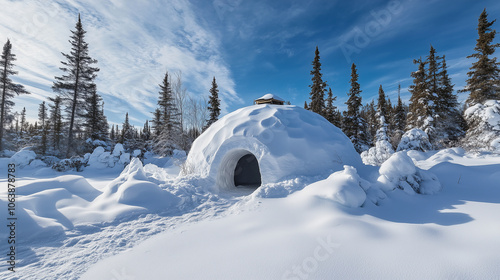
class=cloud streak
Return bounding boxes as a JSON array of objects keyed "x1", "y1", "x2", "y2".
[{"x1": 0, "y1": 0, "x2": 240, "y2": 126}]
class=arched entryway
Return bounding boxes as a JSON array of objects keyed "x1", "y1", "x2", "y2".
[{"x1": 234, "y1": 153, "x2": 262, "y2": 188}]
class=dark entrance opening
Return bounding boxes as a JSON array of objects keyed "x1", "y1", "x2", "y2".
[{"x1": 234, "y1": 154, "x2": 262, "y2": 188}]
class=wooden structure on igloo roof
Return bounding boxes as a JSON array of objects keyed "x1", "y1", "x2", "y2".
[{"x1": 254, "y1": 94, "x2": 285, "y2": 105}]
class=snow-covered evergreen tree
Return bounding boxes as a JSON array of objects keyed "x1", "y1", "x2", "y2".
[
  {"x1": 396, "y1": 128, "x2": 432, "y2": 152},
  {"x1": 153, "y1": 71, "x2": 181, "y2": 156},
  {"x1": 52, "y1": 14, "x2": 99, "y2": 157},
  {"x1": 38, "y1": 101, "x2": 49, "y2": 154},
  {"x1": 407, "y1": 58, "x2": 435, "y2": 142},
  {"x1": 461, "y1": 9, "x2": 500, "y2": 106},
  {"x1": 391, "y1": 87, "x2": 407, "y2": 148},
  {"x1": 0, "y1": 39, "x2": 29, "y2": 151},
  {"x1": 206, "y1": 77, "x2": 220, "y2": 129},
  {"x1": 308, "y1": 46, "x2": 327, "y2": 116},
  {"x1": 343, "y1": 63, "x2": 368, "y2": 152},
  {"x1": 82, "y1": 89, "x2": 108, "y2": 142}
]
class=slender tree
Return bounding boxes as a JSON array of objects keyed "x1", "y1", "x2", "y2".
[
  {"x1": 377, "y1": 85, "x2": 387, "y2": 119},
  {"x1": 0, "y1": 39, "x2": 29, "y2": 151},
  {"x1": 153, "y1": 71, "x2": 181, "y2": 155},
  {"x1": 407, "y1": 58, "x2": 432, "y2": 131},
  {"x1": 19, "y1": 107, "x2": 26, "y2": 134},
  {"x1": 49, "y1": 96, "x2": 63, "y2": 152},
  {"x1": 343, "y1": 63, "x2": 367, "y2": 152},
  {"x1": 52, "y1": 14, "x2": 99, "y2": 157},
  {"x1": 82, "y1": 89, "x2": 108, "y2": 141},
  {"x1": 308, "y1": 46, "x2": 327, "y2": 116},
  {"x1": 324, "y1": 88, "x2": 337, "y2": 125},
  {"x1": 461, "y1": 9, "x2": 500, "y2": 105},
  {"x1": 206, "y1": 76, "x2": 220, "y2": 129},
  {"x1": 38, "y1": 101, "x2": 49, "y2": 154}
]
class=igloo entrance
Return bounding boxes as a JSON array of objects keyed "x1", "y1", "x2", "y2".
[
  {"x1": 215, "y1": 149, "x2": 263, "y2": 192},
  {"x1": 234, "y1": 154, "x2": 262, "y2": 188}
]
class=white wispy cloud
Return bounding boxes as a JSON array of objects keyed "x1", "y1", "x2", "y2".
[{"x1": 0, "y1": 0, "x2": 240, "y2": 126}]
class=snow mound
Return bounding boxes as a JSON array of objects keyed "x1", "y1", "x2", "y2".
[
  {"x1": 1, "y1": 175, "x2": 102, "y2": 239},
  {"x1": 96, "y1": 158, "x2": 180, "y2": 211},
  {"x1": 361, "y1": 140, "x2": 394, "y2": 166},
  {"x1": 10, "y1": 148, "x2": 36, "y2": 167},
  {"x1": 396, "y1": 128, "x2": 432, "y2": 152},
  {"x1": 300, "y1": 166, "x2": 368, "y2": 207},
  {"x1": 184, "y1": 105, "x2": 362, "y2": 191},
  {"x1": 377, "y1": 152, "x2": 441, "y2": 194},
  {"x1": 463, "y1": 100, "x2": 500, "y2": 151},
  {"x1": 86, "y1": 144, "x2": 130, "y2": 169}
]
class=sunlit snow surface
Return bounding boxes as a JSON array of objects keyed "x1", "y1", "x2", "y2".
[{"x1": 1, "y1": 148, "x2": 500, "y2": 279}]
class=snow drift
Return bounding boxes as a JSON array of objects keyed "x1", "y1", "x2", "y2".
[{"x1": 183, "y1": 104, "x2": 363, "y2": 191}]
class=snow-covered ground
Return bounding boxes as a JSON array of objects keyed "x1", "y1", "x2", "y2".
[{"x1": 1, "y1": 148, "x2": 500, "y2": 279}]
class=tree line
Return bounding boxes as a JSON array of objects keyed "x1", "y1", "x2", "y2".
[
  {"x1": 305, "y1": 9, "x2": 499, "y2": 153},
  {"x1": 0, "y1": 14, "x2": 221, "y2": 159},
  {"x1": 1, "y1": 9, "x2": 498, "y2": 161}
]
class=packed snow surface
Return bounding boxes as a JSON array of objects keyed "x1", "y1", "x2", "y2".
[
  {"x1": 1, "y1": 132, "x2": 500, "y2": 279},
  {"x1": 184, "y1": 104, "x2": 363, "y2": 190}
]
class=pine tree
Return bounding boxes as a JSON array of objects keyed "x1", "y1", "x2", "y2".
[
  {"x1": 151, "y1": 108, "x2": 162, "y2": 137},
  {"x1": 426, "y1": 45, "x2": 440, "y2": 102},
  {"x1": 120, "y1": 112, "x2": 134, "y2": 145},
  {"x1": 20, "y1": 107, "x2": 26, "y2": 134},
  {"x1": 82, "y1": 89, "x2": 107, "y2": 141},
  {"x1": 110, "y1": 124, "x2": 115, "y2": 142},
  {"x1": 324, "y1": 88, "x2": 338, "y2": 125},
  {"x1": 407, "y1": 58, "x2": 433, "y2": 137},
  {"x1": 377, "y1": 85, "x2": 387, "y2": 120},
  {"x1": 153, "y1": 71, "x2": 181, "y2": 155},
  {"x1": 206, "y1": 76, "x2": 220, "y2": 128},
  {"x1": 49, "y1": 96, "x2": 63, "y2": 152},
  {"x1": 308, "y1": 46, "x2": 327, "y2": 116},
  {"x1": 461, "y1": 9, "x2": 500, "y2": 105},
  {"x1": 434, "y1": 55, "x2": 464, "y2": 145},
  {"x1": 343, "y1": 63, "x2": 367, "y2": 152},
  {"x1": 304, "y1": 101, "x2": 308, "y2": 110},
  {"x1": 38, "y1": 101, "x2": 49, "y2": 154},
  {"x1": 142, "y1": 120, "x2": 151, "y2": 141},
  {"x1": 391, "y1": 86, "x2": 407, "y2": 148},
  {"x1": 0, "y1": 39, "x2": 29, "y2": 151},
  {"x1": 52, "y1": 14, "x2": 99, "y2": 157}
]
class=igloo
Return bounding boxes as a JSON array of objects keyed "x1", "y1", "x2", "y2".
[{"x1": 184, "y1": 104, "x2": 363, "y2": 192}]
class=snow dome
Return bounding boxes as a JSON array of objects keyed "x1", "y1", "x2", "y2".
[{"x1": 184, "y1": 104, "x2": 362, "y2": 191}]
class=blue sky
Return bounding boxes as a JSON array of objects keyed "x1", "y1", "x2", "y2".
[{"x1": 1, "y1": 0, "x2": 499, "y2": 128}]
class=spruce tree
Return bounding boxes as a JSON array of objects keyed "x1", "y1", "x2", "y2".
[
  {"x1": 82, "y1": 89, "x2": 107, "y2": 141},
  {"x1": 391, "y1": 89, "x2": 407, "y2": 148},
  {"x1": 304, "y1": 101, "x2": 308, "y2": 110},
  {"x1": 52, "y1": 14, "x2": 99, "y2": 157},
  {"x1": 435, "y1": 55, "x2": 464, "y2": 145},
  {"x1": 38, "y1": 101, "x2": 49, "y2": 154},
  {"x1": 49, "y1": 96, "x2": 63, "y2": 152},
  {"x1": 206, "y1": 76, "x2": 220, "y2": 128},
  {"x1": 151, "y1": 108, "x2": 162, "y2": 137},
  {"x1": 153, "y1": 71, "x2": 181, "y2": 155},
  {"x1": 343, "y1": 63, "x2": 367, "y2": 152},
  {"x1": 121, "y1": 112, "x2": 134, "y2": 145},
  {"x1": 0, "y1": 39, "x2": 29, "y2": 151},
  {"x1": 308, "y1": 46, "x2": 327, "y2": 116},
  {"x1": 324, "y1": 88, "x2": 338, "y2": 125},
  {"x1": 377, "y1": 85, "x2": 387, "y2": 120},
  {"x1": 110, "y1": 124, "x2": 115, "y2": 142},
  {"x1": 461, "y1": 9, "x2": 500, "y2": 105},
  {"x1": 20, "y1": 107, "x2": 26, "y2": 134},
  {"x1": 407, "y1": 58, "x2": 433, "y2": 133}
]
